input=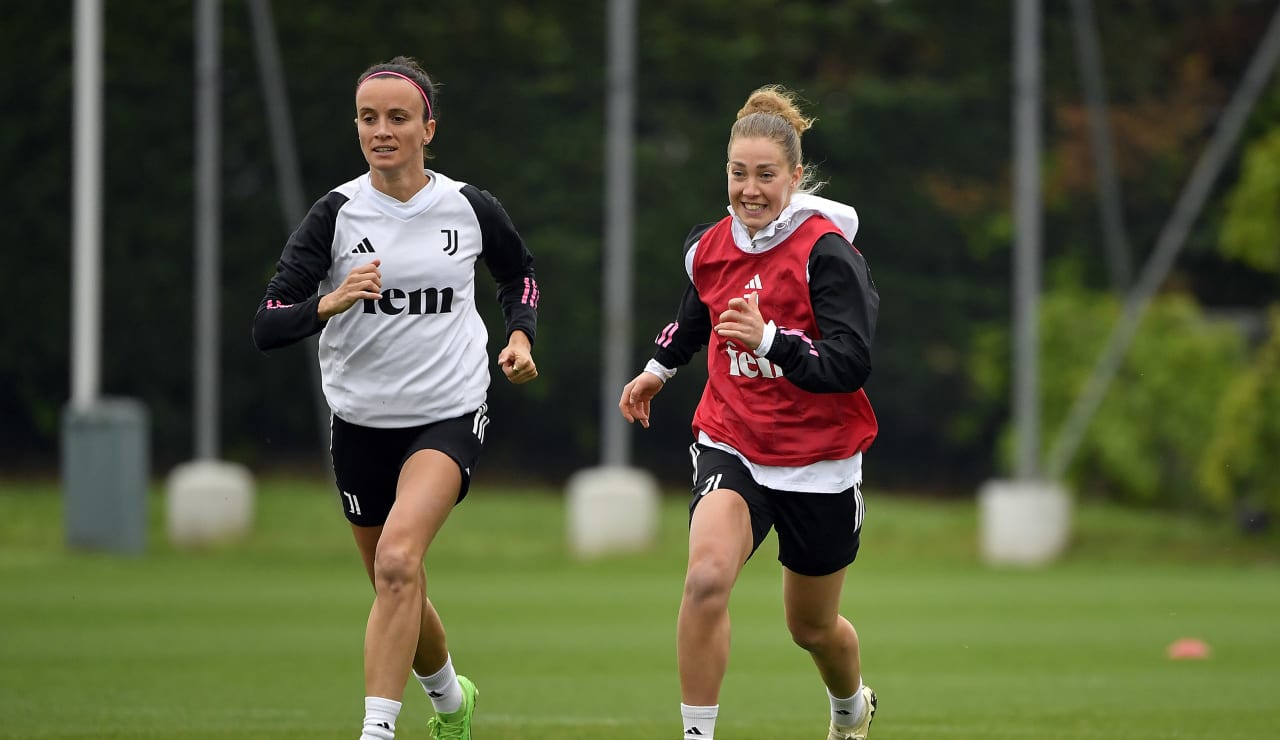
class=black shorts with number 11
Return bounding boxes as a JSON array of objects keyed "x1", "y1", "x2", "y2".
[{"x1": 329, "y1": 405, "x2": 489, "y2": 527}]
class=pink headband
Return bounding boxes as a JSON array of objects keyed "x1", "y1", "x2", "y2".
[{"x1": 359, "y1": 71, "x2": 434, "y2": 121}]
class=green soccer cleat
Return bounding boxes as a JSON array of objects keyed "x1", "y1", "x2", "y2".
[
  {"x1": 827, "y1": 684, "x2": 876, "y2": 740},
  {"x1": 427, "y1": 675, "x2": 478, "y2": 740}
]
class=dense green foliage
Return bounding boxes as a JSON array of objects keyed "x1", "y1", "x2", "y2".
[
  {"x1": 1222, "y1": 127, "x2": 1280, "y2": 272},
  {"x1": 3, "y1": 1, "x2": 1278, "y2": 500},
  {"x1": 1, "y1": 484, "x2": 1277, "y2": 738},
  {"x1": 1201, "y1": 308, "x2": 1280, "y2": 522},
  {"x1": 970, "y1": 283, "x2": 1249, "y2": 510}
]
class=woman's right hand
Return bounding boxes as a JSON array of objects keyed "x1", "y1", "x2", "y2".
[
  {"x1": 618, "y1": 371, "x2": 665, "y2": 429},
  {"x1": 318, "y1": 259, "x2": 382, "y2": 320}
]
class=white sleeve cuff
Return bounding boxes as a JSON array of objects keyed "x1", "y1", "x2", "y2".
[
  {"x1": 643, "y1": 358, "x2": 678, "y2": 383},
  {"x1": 756, "y1": 320, "x2": 777, "y2": 356}
]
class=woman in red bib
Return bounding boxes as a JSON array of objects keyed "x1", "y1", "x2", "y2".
[{"x1": 620, "y1": 85, "x2": 880, "y2": 740}]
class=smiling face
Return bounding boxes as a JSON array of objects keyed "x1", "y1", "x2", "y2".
[
  {"x1": 354, "y1": 76, "x2": 434, "y2": 179},
  {"x1": 727, "y1": 136, "x2": 803, "y2": 237}
]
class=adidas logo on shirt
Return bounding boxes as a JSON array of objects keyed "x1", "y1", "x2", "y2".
[
  {"x1": 743, "y1": 273, "x2": 762, "y2": 290},
  {"x1": 351, "y1": 237, "x2": 376, "y2": 254}
]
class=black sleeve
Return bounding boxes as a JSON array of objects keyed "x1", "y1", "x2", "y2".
[
  {"x1": 462, "y1": 185, "x2": 539, "y2": 344},
  {"x1": 251, "y1": 192, "x2": 345, "y2": 352},
  {"x1": 763, "y1": 233, "x2": 879, "y2": 393},
  {"x1": 651, "y1": 223, "x2": 715, "y2": 369}
]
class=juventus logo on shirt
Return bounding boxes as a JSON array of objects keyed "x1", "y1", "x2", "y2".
[{"x1": 441, "y1": 228, "x2": 459, "y2": 256}]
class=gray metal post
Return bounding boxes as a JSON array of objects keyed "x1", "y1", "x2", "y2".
[
  {"x1": 71, "y1": 0, "x2": 102, "y2": 411},
  {"x1": 247, "y1": 0, "x2": 333, "y2": 464},
  {"x1": 1012, "y1": 0, "x2": 1043, "y2": 480},
  {"x1": 601, "y1": 0, "x2": 637, "y2": 466},
  {"x1": 194, "y1": 0, "x2": 221, "y2": 459},
  {"x1": 246, "y1": 0, "x2": 307, "y2": 225},
  {"x1": 1070, "y1": 0, "x2": 1132, "y2": 292},
  {"x1": 65, "y1": 0, "x2": 149, "y2": 553}
]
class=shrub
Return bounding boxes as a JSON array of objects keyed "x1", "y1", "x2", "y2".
[
  {"x1": 1199, "y1": 307, "x2": 1280, "y2": 523},
  {"x1": 970, "y1": 284, "x2": 1248, "y2": 510}
]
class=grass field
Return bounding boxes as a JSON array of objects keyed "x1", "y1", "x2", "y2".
[{"x1": 1, "y1": 479, "x2": 1277, "y2": 739}]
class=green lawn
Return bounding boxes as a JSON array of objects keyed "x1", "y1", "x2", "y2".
[{"x1": 1, "y1": 480, "x2": 1277, "y2": 739}]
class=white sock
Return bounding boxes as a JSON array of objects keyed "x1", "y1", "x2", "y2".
[
  {"x1": 414, "y1": 654, "x2": 463, "y2": 715},
  {"x1": 681, "y1": 703, "x2": 718, "y2": 738},
  {"x1": 829, "y1": 685, "x2": 865, "y2": 727},
  {"x1": 360, "y1": 696, "x2": 401, "y2": 740}
]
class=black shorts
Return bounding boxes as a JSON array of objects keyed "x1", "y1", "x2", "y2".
[
  {"x1": 329, "y1": 405, "x2": 489, "y2": 527},
  {"x1": 688, "y1": 443, "x2": 864, "y2": 577}
]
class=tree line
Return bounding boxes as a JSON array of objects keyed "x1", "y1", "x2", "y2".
[{"x1": 3, "y1": 1, "x2": 1277, "y2": 518}]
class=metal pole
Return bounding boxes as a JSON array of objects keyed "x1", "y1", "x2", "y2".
[
  {"x1": 1046, "y1": 3, "x2": 1280, "y2": 479},
  {"x1": 72, "y1": 0, "x2": 103, "y2": 410},
  {"x1": 194, "y1": 0, "x2": 221, "y2": 459},
  {"x1": 66, "y1": 0, "x2": 149, "y2": 555},
  {"x1": 1012, "y1": 0, "x2": 1042, "y2": 480},
  {"x1": 1070, "y1": 0, "x2": 1132, "y2": 292},
  {"x1": 247, "y1": 0, "x2": 331, "y2": 461},
  {"x1": 602, "y1": 0, "x2": 637, "y2": 466},
  {"x1": 246, "y1": 0, "x2": 307, "y2": 223}
]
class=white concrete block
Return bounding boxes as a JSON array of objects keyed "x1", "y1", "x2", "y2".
[
  {"x1": 566, "y1": 465, "x2": 660, "y2": 557},
  {"x1": 165, "y1": 460, "x2": 256, "y2": 548},
  {"x1": 978, "y1": 478, "x2": 1072, "y2": 566}
]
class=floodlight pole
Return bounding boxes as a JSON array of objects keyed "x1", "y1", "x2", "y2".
[
  {"x1": 564, "y1": 0, "x2": 658, "y2": 561},
  {"x1": 71, "y1": 0, "x2": 103, "y2": 411},
  {"x1": 194, "y1": 0, "x2": 221, "y2": 459},
  {"x1": 65, "y1": 0, "x2": 149, "y2": 554},
  {"x1": 166, "y1": 0, "x2": 256, "y2": 550},
  {"x1": 601, "y1": 0, "x2": 637, "y2": 466},
  {"x1": 978, "y1": 0, "x2": 1065, "y2": 569},
  {"x1": 1012, "y1": 0, "x2": 1043, "y2": 480}
]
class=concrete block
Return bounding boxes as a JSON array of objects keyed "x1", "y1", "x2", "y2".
[
  {"x1": 166, "y1": 460, "x2": 255, "y2": 548},
  {"x1": 62, "y1": 398, "x2": 150, "y2": 554},
  {"x1": 979, "y1": 478, "x2": 1072, "y2": 566},
  {"x1": 566, "y1": 465, "x2": 660, "y2": 557}
]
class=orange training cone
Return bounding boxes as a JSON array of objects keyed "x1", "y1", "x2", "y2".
[{"x1": 1166, "y1": 637, "x2": 1211, "y2": 660}]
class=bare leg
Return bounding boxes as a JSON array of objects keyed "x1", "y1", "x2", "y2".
[
  {"x1": 351, "y1": 529, "x2": 449, "y2": 677},
  {"x1": 782, "y1": 566, "x2": 860, "y2": 697},
  {"x1": 349, "y1": 450, "x2": 461, "y2": 700},
  {"x1": 409, "y1": 566, "x2": 449, "y2": 676},
  {"x1": 677, "y1": 490, "x2": 754, "y2": 706}
]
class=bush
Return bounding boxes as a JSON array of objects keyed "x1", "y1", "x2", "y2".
[
  {"x1": 1199, "y1": 307, "x2": 1280, "y2": 524},
  {"x1": 970, "y1": 284, "x2": 1248, "y2": 509},
  {"x1": 1220, "y1": 128, "x2": 1280, "y2": 273}
]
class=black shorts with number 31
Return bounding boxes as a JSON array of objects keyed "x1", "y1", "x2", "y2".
[
  {"x1": 329, "y1": 405, "x2": 489, "y2": 527},
  {"x1": 689, "y1": 443, "x2": 865, "y2": 577}
]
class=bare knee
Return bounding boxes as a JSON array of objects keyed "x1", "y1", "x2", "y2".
[
  {"x1": 372, "y1": 543, "x2": 421, "y2": 599},
  {"x1": 788, "y1": 616, "x2": 847, "y2": 653},
  {"x1": 682, "y1": 557, "x2": 737, "y2": 612}
]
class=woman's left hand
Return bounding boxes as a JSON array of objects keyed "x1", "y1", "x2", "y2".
[
  {"x1": 715, "y1": 292, "x2": 764, "y2": 350},
  {"x1": 498, "y1": 331, "x2": 538, "y2": 384}
]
